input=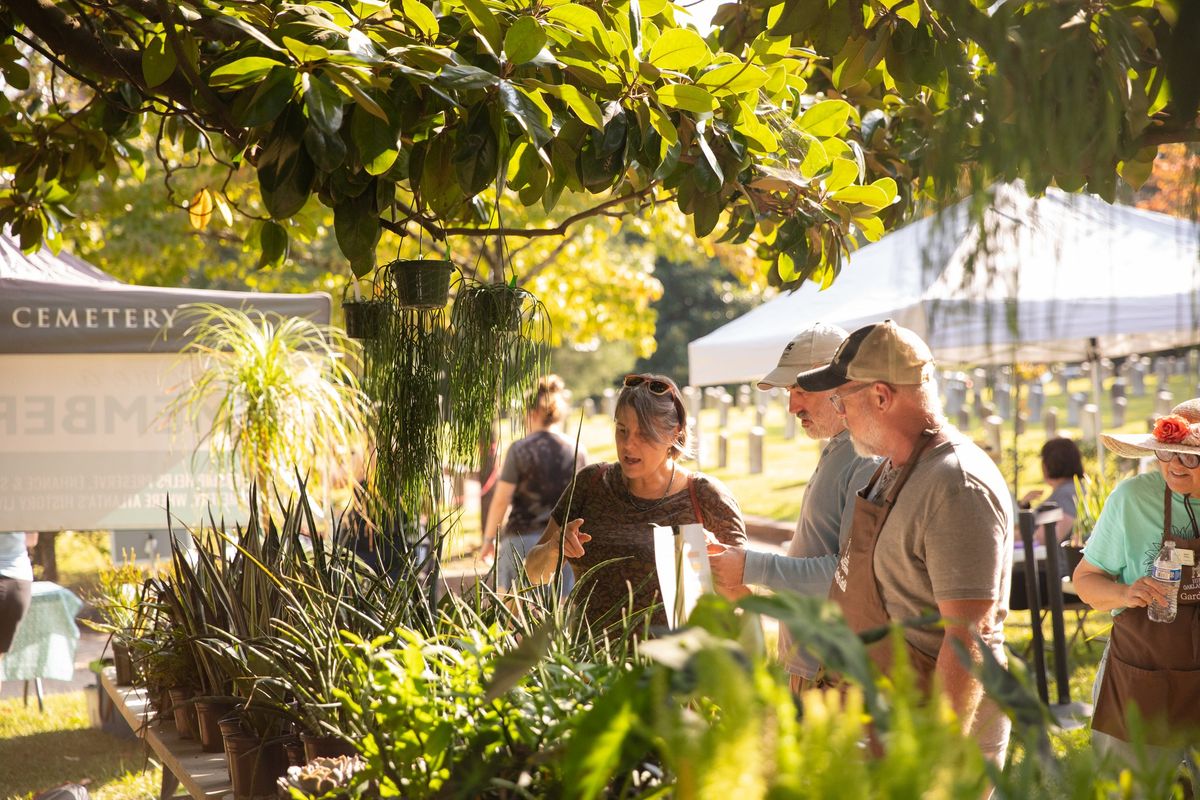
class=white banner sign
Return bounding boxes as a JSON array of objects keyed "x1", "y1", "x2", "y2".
[{"x1": 0, "y1": 353, "x2": 248, "y2": 531}]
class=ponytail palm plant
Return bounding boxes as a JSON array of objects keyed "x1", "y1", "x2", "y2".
[{"x1": 167, "y1": 303, "x2": 370, "y2": 523}]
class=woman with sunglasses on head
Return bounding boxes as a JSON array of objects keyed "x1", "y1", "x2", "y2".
[
  {"x1": 525, "y1": 373, "x2": 746, "y2": 633},
  {"x1": 1073, "y1": 399, "x2": 1200, "y2": 785}
]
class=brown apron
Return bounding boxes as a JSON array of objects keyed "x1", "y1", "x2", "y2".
[
  {"x1": 1091, "y1": 486, "x2": 1200, "y2": 746},
  {"x1": 828, "y1": 429, "x2": 945, "y2": 690}
]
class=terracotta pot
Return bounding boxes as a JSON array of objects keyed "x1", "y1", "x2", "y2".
[
  {"x1": 223, "y1": 734, "x2": 288, "y2": 800},
  {"x1": 167, "y1": 688, "x2": 196, "y2": 740},
  {"x1": 195, "y1": 698, "x2": 238, "y2": 753},
  {"x1": 300, "y1": 731, "x2": 357, "y2": 761},
  {"x1": 112, "y1": 641, "x2": 136, "y2": 686},
  {"x1": 389, "y1": 259, "x2": 455, "y2": 309}
]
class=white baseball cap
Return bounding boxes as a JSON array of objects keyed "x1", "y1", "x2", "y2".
[{"x1": 757, "y1": 323, "x2": 850, "y2": 390}]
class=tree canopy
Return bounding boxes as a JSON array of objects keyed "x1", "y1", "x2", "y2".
[{"x1": 2, "y1": 0, "x2": 1197, "y2": 290}]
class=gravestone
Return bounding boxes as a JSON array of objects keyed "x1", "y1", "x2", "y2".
[
  {"x1": 783, "y1": 408, "x2": 796, "y2": 440},
  {"x1": 1110, "y1": 378, "x2": 1126, "y2": 408},
  {"x1": 1130, "y1": 359, "x2": 1147, "y2": 397},
  {"x1": 957, "y1": 407, "x2": 971, "y2": 430},
  {"x1": 1081, "y1": 403, "x2": 1100, "y2": 440},
  {"x1": 1028, "y1": 383, "x2": 1045, "y2": 420},
  {"x1": 1045, "y1": 407, "x2": 1059, "y2": 438},
  {"x1": 1015, "y1": 412, "x2": 1027, "y2": 436},
  {"x1": 582, "y1": 397, "x2": 596, "y2": 418},
  {"x1": 717, "y1": 432, "x2": 729, "y2": 469},
  {"x1": 755, "y1": 403, "x2": 766, "y2": 429},
  {"x1": 601, "y1": 388, "x2": 616, "y2": 418},
  {"x1": 1113, "y1": 396, "x2": 1127, "y2": 428},
  {"x1": 719, "y1": 394, "x2": 732, "y2": 428},
  {"x1": 749, "y1": 427, "x2": 764, "y2": 474},
  {"x1": 1057, "y1": 367, "x2": 1071, "y2": 399},
  {"x1": 1067, "y1": 392, "x2": 1085, "y2": 426},
  {"x1": 737, "y1": 384, "x2": 752, "y2": 409},
  {"x1": 995, "y1": 382, "x2": 1012, "y2": 421},
  {"x1": 984, "y1": 415, "x2": 1003, "y2": 457},
  {"x1": 1156, "y1": 390, "x2": 1175, "y2": 417}
]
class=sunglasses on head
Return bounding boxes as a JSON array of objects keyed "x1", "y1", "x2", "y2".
[
  {"x1": 623, "y1": 374, "x2": 674, "y2": 396},
  {"x1": 1156, "y1": 450, "x2": 1200, "y2": 469}
]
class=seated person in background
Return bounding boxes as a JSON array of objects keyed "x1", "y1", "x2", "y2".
[
  {"x1": 525, "y1": 374, "x2": 746, "y2": 633},
  {"x1": 1020, "y1": 437, "x2": 1084, "y2": 546}
]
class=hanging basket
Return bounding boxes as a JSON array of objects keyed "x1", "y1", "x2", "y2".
[
  {"x1": 388, "y1": 259, "x2": 455, "y2": 309},
  {"x1": 342, "y1": 300, "x2": 389, "y2": 340}
]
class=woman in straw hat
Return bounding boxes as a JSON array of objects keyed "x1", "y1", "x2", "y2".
[{"x1": 1073, "y1": 399, "x2": 1200, "y2": 784}]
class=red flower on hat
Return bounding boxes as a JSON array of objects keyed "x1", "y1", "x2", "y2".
[{"x1": 1154, "y1": 414, "x2": 1191, "y2": 444}]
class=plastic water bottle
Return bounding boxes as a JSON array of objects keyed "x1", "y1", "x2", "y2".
[{"x1": 1148, "y1": 542, "x2": 1181, "y2": 623}]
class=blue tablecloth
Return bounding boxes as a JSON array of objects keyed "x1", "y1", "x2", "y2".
[{"x1": 0, "y1": 581, "x2": 83, "y2": 682}]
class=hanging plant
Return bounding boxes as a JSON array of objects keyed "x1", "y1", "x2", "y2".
[
  {"x1": 447, "y1": 279, "x2": 551, "y2": 464},
  {"x1": 361, "y1": 300, "x2": 452, "y2": 515},
  {"x1": 341, "y1": 278, "x2": 388, "y2": 340},
  {"x1": 388, "y1": 258, "x2": 456, "y2": 309}
]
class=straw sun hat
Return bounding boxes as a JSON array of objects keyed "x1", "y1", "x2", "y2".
[{"x1": 1101, "y1": 398, "x2": 1200, "y2": 460}]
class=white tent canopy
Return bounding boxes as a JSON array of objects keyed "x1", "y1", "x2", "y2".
[{"x1": 689, "y1": 185, "x2": 1200, "y2": 386}]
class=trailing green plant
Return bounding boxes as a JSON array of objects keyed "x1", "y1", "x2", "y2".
[
  {"x1": 164, "y1": 302, "x2": 370, "y2": 523},
  {"x1": 1073, "y1": 467, "x2": 1116, "y2": 546},
  {"x1": 447, "y1": 280, "x2": 551, "y2": 464}
]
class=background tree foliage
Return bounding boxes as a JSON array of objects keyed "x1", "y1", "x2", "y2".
[{"x1": 0, "y1": 0, "x2": 1196, "y2": 294}]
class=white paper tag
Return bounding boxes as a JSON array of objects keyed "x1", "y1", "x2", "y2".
[
  {"x1": 653, "y1": 524, "x2": 713, "y2": 627},
  {"x1": 1178, "y1": 548, "x2": 1195, "y2": 566}
]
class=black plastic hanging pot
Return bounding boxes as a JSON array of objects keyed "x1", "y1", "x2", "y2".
[{"x1": 388, "y1": 259, "x2": 455, "y2": 309}]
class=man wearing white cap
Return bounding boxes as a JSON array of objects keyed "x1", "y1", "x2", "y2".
[
  {"x1": 794, "y1": 319, "x2": 1013, "y2": 763},
  {"x1": 708, "y1": 322, "x2": 878, "y2": 689}
]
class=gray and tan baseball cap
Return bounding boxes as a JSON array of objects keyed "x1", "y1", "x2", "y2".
[
  {"x1": 795, "y1": 320, "x2": 935, "y2": 392},
  {"x1": 757, "y1": 323, "x2": 849, "y2": 390}
]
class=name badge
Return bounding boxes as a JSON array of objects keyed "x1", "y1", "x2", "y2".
[{"x1": 1178, "y1": 548, "x2": 1195, "y2": 567}]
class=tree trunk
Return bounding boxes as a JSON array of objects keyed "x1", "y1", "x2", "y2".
[{"x1": 31, "y1": 531, "x2": 58, "y2": 582}]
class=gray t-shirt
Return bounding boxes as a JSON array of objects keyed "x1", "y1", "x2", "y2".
[
  {"x1": 498, "y1": 431, "x2": 587, "y2": 538},
  {"x1": 867, "y1": 426, "x2": 1013, "y2": 665},
  {"x1": 742, "y1": 431, "x2": 879, "y2": 677}
]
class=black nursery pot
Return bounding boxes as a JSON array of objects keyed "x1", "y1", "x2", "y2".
[
  {"x1": 342, "y1": 300, "x2": 388, "y2": 339},
  {"x1": 389, "y1": 259, "x2": 455, "y2": 309}
]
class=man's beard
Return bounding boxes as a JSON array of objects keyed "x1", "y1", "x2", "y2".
[{"x1": 848, "y1": 423, "x2": 884, "y2": 458}]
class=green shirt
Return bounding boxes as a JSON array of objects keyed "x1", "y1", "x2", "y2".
[{"x1": 1082, "y1": 471, "x2": 1200, "y2": 612}]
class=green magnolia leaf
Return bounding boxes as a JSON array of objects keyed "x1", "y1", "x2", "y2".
[
  {"x1": 303, "y1": 122, "x2": 347, "y2": 172},
  {"x1": 462, "y1": 0, "x2": 503, "y2": 54},
  {"x1": 693, "y1": 190, "x2": 721, "y2": 236},
  {"x1": 234, "y1": 66, "x2": 297, "y2": 127},
  {"x1": 351, "y1": 105, "x2": 399, "y2": 176},
  {"x1": 871, "y1": 176, "x2": 898, "y2": 203},
  {"x1": 257, "y1": 220, "x2": 289, "y2": 268},
  {"x1": 330, "y1": 72, "x2": 390, "y2": 122},
  {"x1": 648, "y1": 106, "x2": 678, "y2": 145},
  {"x1": 546, "y1": 6, "x2": 612, "y2": 55},
  {"x1": 304, "y1": 73, "x2": 344, "y2": 134},
  {"x1": 696, "y1": 62, "x2": 769, "y2": 94},
  {"x1": 558, "y1": 85, "x2": 604, "y2": 130},
  {"x1": 647, "y1": 28, "x2": 709, "y2": 71},
  {"x1": 769, "y1": 0, "x2": 828, "y2": 37},
  {"x1": 825, "y1": 157, "x2": 859, "y2": 193},
  {"x1": 210, "y1": 56, "x2": 284, "y2": 86},
  {"x1": 855, "y1": 214, "x2": 884, "y2": 241},
  {"x1": 504, "y1": 16, "x2": 547, "y2": 65},
  {"x1": 454, "y1": 106, "x2": 499, "y2": 196},
  {"x1": 283, "y1": 36, "x2": 330, "y2": 64},
  {"x1": 831, "y1": 184, "x2": 889, "y2": 208},
  {"x1": 832, "y1": 32, "x2": 888, "y2": 90},
  {"x1": 499, "y1": 82, "x2": 553, "y2": 146},
  {"x1": 142, "y1": 35, "x2": 177, "y2": 88},
  {"x1": 334, "y1": 188, "x2": 381, "y2": 271},
  {"x1": 798, "y1": 98, "x2": 854, "y2": 137},
  {"x1": 257, "y1": 107, "x2": 316, "y2": 219},
  {"x1": 401, "y1": 0, "x2": 439, "y2": 37},
  {"x1": 656, "y1": 83, "x2": 717, "y2": 113}
]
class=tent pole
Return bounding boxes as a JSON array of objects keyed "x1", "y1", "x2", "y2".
[
  {"x1": 1010, "y1": 354, "x2": 1020, "y2": 504},
  {"x1": 1088, "y1": 337, "x2": 1105, "y2": 469}
]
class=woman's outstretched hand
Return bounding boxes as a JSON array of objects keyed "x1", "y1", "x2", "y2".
[{"x1": 561, "y1": 518, "x2": 591, "y2": 558}]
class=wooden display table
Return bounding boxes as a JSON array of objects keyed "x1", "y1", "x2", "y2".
[{"x1": 99, "y1": 667, "x2": 232, "y2": 800}]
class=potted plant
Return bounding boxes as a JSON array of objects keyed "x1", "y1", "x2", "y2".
[
  {"x1": 83, "y1": 563, "x2": 149, "y2": 686},
  {"x1": 387, "y1": 258, "x2": 455, "y2": 309},
  {"x1": 341, "y1": 278, "x2": 388, "y2": 340},
  {"x1": 164, "y1": 303, "x2": 370, "y2": 527}
]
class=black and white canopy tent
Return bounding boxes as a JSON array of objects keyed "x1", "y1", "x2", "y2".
[{"x1": 0, "y1": 234, "x2": 330, "y2": 537}]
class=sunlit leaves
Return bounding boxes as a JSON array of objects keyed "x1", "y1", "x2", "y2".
[
  {"x1": 656, "y1": 84, "x2": 717, "y2": 112},
  {"x1": 647, "y1": 29, "x2": 710, "y2": 71},
  {"x1": 798, "y1": 99, "x2": 855, "y2": 137},
  {"x1": 142, "y1": 35, "x2": 176, "y2": 88}
]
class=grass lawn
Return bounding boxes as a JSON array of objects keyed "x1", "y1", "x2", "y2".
[{"x1": 0, "y1": 692, "x2": 161, "y2": 800}]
